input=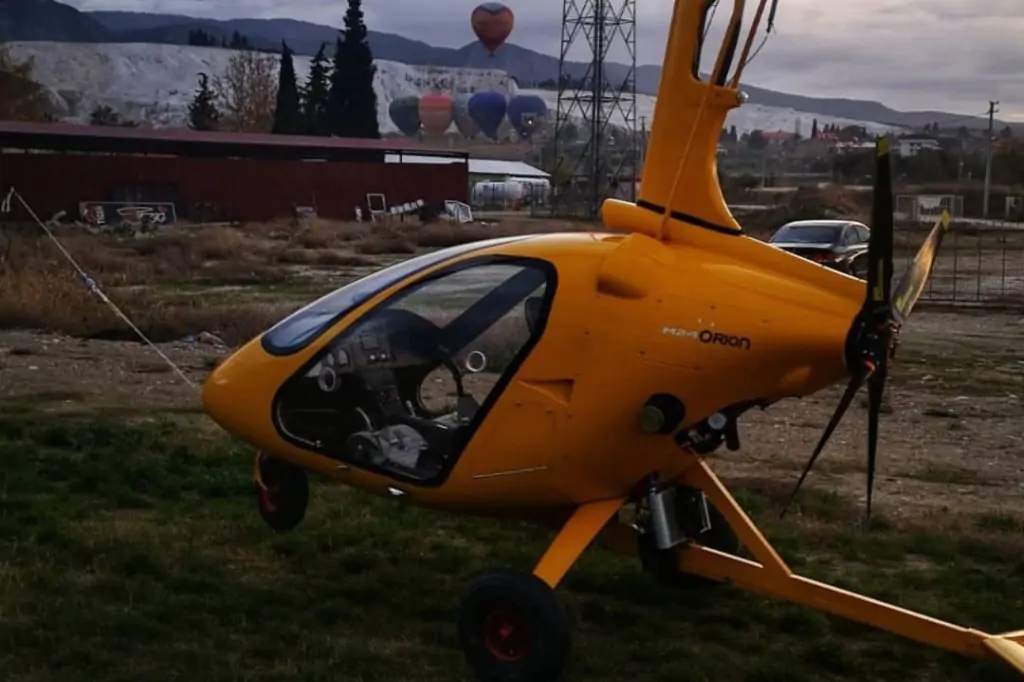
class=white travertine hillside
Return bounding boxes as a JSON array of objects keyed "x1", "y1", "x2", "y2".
[
  {"x1": 8, "y1": 41, "x2": 903, "y2": 136},
  {"x1": 518, "y1": 88, "x2": 903, "y2": 136},
  {"x1": 7, "y1": 41, "x2": 521, "y2": 132}
]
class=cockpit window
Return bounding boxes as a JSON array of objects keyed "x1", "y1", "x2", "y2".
[
  {"x1": 261, "y1": 235, "x2": 533, "y2": 356},
  {"x1": 271, "y1": 256, "x2": 555, "y2": 487}
]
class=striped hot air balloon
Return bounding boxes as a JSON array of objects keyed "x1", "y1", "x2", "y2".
[
  {"x1": 418, "y1": 94, "x2": 454, "y2": 136},
  {"x1": 471, "y1": 2, "x2": 514, "y2": 56},
  {"x1": 388, "y1": 96, "x2": 421, "y2": 137}
]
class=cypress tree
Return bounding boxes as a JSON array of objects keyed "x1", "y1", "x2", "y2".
[
  {"x1": 326, "y1": 36, "x2": 347, "y2": 137},
  {"x1": 187, "y1": 72, "x2": 220, "y2": 131},
  {"x1": 326, "y1": 0, "x2": 380, "y2": 138},
  {"x1": 272, "y1": 41, "x2": 303, "y2": 134},
  {"x1": 302, "y1": 42, "x2": 331, "y2": 136}
]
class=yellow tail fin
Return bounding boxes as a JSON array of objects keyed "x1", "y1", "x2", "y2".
[{"x1": 613, "y1": 0, "x2": 776, "y2": 241}]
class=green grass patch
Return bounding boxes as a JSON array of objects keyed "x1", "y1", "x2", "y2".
[{"x1": 1, "y1": 414, "x2": 1023, "y2": 681}]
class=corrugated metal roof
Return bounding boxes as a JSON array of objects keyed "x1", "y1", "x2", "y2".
[
  {"x1": 470, "y1": 158, "x2": 549, "y2": 178},
  {"x1": 384, "y1": 153, "x2": 549, "y2": 178},
  {"x1": 0, "y1": 120, "x2": 466, "y2": 156}
]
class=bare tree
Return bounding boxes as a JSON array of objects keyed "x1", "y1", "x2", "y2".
[
  {"x1": 0, "y1": 43, "x2": 51, "y2": 122},
  {"x1": 212, "y1": 50, "x2": 279, "y2": 133}
]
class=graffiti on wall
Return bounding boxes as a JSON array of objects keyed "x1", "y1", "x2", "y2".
[{"x1": 79, "y1": 202, "x2": 178, "y2": 229}]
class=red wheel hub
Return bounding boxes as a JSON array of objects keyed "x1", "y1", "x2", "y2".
[
  {"x1": 482, "y1": 603, "x2": 531, "y2": 662},
  {"x1": 260, "y1": 483, "x2": 281, "y2": 513}
]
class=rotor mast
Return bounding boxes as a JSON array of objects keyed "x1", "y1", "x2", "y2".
[{"x1": 633, "y1": 0, "x2": 774, "y2": 240}]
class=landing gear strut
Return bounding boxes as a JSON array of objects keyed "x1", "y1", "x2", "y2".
[
  {"x1": 637, "y1": 485, "x2": 743, "y2": 588},
  {"x1": 254, "y1": 453, "x2": 309, "y2": 532}
]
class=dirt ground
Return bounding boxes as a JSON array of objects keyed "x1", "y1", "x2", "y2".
[{"x1": 2, "y1": 306, "x2": 1021, "y2": 524}]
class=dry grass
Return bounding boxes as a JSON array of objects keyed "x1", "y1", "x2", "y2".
[{"x1": 0, "y1": 216, "x2": 592, "y2": 345}]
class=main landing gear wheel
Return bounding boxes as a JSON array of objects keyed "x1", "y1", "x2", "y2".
[
  {"x1": 638, "y1": 491, "x2": 743, "y2": 589},
  {"x1": 458, "y1": 569, "x2": 571, "y2": 682},
  {"x1": 255, "y1": 455, "x2": 309, "y2": 533}
]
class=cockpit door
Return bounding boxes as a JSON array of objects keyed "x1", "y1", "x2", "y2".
[{"x1": 271, "y1": 256, "x2": 556, "y2": 487}]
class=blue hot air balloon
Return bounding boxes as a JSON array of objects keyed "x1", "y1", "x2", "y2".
[
  {"x1": 506, "y1": 94, "x2": 548, "y2": 139},
  {"x1": 468, "y1": 91, "x2": 507, "y2": 141}
]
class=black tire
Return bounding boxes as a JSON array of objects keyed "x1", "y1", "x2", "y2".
[
  {"x1": 638, "y1": 497, "x2": 742, "y2": 589},
  {"x1": 255, "y1": 455, "x2": 309, "y2": 533},
  {"x1": 458, "y1": 569, "x2": 571, "y2": 682}
]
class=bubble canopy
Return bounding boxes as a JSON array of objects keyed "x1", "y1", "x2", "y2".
[{"x1": 261, "y1": 235, "x2": 534, "y2": 356}]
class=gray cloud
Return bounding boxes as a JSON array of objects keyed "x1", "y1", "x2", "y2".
[{"x1": 65, "y1": 0, "x2": 1024, "y2": 120}]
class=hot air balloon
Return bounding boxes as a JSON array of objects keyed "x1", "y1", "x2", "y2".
[
  {"x1": 452, "y1": 95, "x2": 480, "y2": 139},
  {"x1": 418, "y1": 93, "x2": 454, "y2": 137},
  {"x1": 506, "y1": 94, "x2": 547, "y2": 139},
  {"x1": 471, "y1": 2, "x2": 514, "y2": 56},
  {"x1": 388, "y1": 96, "x2": 421, "y2": 137},
  {"x1": 468, "y1": 91, "x2": 507, "y2": 141}
]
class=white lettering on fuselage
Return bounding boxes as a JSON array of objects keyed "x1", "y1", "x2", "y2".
[
  {"x1": 660, "y1": 325, "x2": 752, "y2": 351},
  {"x1": 661, "y1": 326, "x2": 699, "y2": 339}
]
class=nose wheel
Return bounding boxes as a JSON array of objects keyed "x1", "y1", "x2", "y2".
[
  {"x1": 254, "y1": 454, "x2": 309, "y2": 533},
  {"x1": 458, "y1": 570, "x2": 571, "y2": 682}
]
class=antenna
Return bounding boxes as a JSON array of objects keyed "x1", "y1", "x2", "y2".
[{"x1": 550, "y1": 0, "x2": 639, "y2": 219}]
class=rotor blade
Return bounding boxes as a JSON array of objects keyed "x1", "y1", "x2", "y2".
[
  {"x1": 864, "y1": 367, "x2": 887, "y2": 524},
  {"x1": 892, "y1": 211, "x2": 953, "y2": 324},
  {"x1": 865, "y1": 135, "x2": 895, "y2": 316},
  {"x1": 780, "y1": 368, "x2": 869, "y2": 519}
]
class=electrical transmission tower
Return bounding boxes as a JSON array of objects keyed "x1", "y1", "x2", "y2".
[{"x1": 550, "y1": 0, "x2": 638, "y2": 219}]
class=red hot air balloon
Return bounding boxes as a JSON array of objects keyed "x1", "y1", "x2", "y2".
[
  {"x1": 471, "y1": 2, "x2": 514, "y2": 56},
  {"x1": 418, "y1": 94, "x2": 454, "y2": 137}
]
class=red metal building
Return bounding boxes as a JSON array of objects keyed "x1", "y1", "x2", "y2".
[{"x1": 0, "y1": 121, "x2": 469, "y2": 224}]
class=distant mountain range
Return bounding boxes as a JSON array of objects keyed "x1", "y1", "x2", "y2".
[{"x1": 1, "y1": 0, "x2": 1016, "y2": 131}]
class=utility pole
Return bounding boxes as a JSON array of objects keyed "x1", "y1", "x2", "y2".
[{"x1": 983, "y1": 100, "x2": 999, "y2": 218}]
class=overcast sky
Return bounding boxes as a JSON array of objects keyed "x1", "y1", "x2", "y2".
[{"x1": 67, "y1": 0, "x2": 1024, "y2": 121}]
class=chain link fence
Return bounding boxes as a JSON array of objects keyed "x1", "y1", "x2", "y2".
[{"x1": 897, "y1": 219, "x2": 1024, "y2": 308}]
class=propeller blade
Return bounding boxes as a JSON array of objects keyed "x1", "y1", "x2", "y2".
[
  {"x1": 864, "y1": 368, "x2": 886, "y2": 523},
  {"x1": 866, "y1": 135, "x2": 895, "y2": 316},
  {"x1": 781, "y1": 135, "x2": 896, "y2": 521},
  {"x1": 779, "y1": 367, "x2": 870, "y2": 519},
  {"x1": 892, "y1": 210, "x2": 953, "y2": 323}
]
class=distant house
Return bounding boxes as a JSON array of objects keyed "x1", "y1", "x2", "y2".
[
  {"x1": 762, "y1": 130, "x2": 797, "y2": 145},
  {"x1": 795, "y1": 136, "x2": 834, "y2": 158},
  {"x1": 896, "y1": 135, "x2": 942, "y2": 156}
]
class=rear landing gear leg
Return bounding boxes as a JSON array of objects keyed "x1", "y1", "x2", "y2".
[
  {"x1": 253, "y1": 452, "x2": 309, "y2": 533},
  {"x1": 457, "y1": 498, "x2": 625, "y2": 682}
]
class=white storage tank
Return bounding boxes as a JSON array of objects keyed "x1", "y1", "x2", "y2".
[{"x1": 471, "y1": 180, "x2": 526, "y2": 206}]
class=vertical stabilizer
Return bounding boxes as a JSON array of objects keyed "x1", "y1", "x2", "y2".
[{"x1": 619, "y1": 0, "x2": 772, "y2": 239}]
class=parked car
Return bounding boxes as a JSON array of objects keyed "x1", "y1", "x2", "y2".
[{"x1": 767, "y1": 219, "x2": 871, "y2": 277}]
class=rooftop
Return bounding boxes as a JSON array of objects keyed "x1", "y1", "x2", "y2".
[
  {"x1": 783, "y1": 219, "x2": 867, "y2": 227},
  {"x1": 384, "y1": 154, "x2": 549, "y2": 178},
  {"x1": 0, "y1": 121, "x2": 468, "y2": 160}
]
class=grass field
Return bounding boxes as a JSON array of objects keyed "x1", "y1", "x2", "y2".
[{"x1": 1, "y1": 216, "x2": 1024, "y2": 681}]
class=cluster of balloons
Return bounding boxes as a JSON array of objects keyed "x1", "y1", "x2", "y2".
[
  {"x1": 386, "y1": 3, "x2": 528, "y2": 141},
  {"x1": 388, "y1": 92, "x2": 548, "y2": 141}
]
